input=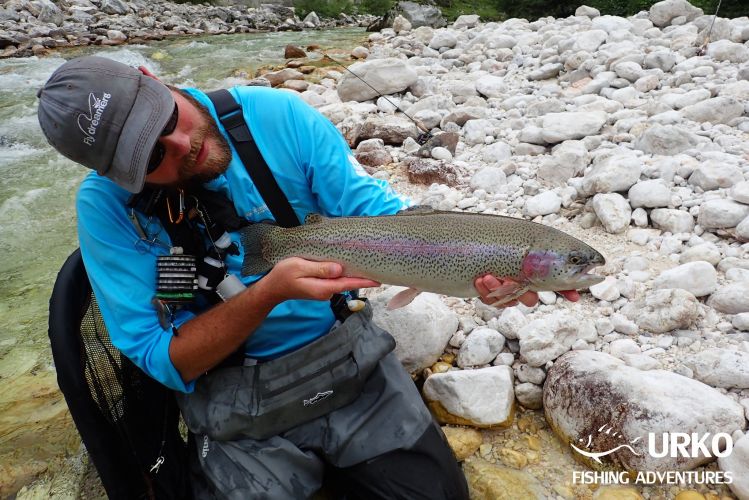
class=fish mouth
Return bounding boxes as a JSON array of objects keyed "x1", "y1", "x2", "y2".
[{"x1": 576, "y1": 263, "x2": 606, "y2": 287}]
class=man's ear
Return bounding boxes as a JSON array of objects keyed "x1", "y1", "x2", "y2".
[{"x1": 138, "y1": 66, "x2": 160, "y2": 81}]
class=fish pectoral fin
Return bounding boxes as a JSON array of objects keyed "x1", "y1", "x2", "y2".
[
  {"x1": 386, "y1": 288, "x2": 422, "y2": 310},
  {"x1": 486, "y1": 282, "x2": 531, "y2": 307}
]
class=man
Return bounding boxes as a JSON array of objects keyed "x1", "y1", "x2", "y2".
[{"x1": 38, "y1": 56, "x2": 576, "y2": 499}]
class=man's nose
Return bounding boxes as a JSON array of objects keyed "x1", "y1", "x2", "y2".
[{"x1": 160, "y1": 128, "x2": 191, "y2": 159}]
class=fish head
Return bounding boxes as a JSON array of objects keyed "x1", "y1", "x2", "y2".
[{"x1": 521, "y1": 246, "x2": 606, "y2": 292}]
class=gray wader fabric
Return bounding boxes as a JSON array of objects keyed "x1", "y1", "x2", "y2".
[{"x1": 178, "y1": 305, "x2": 433, "y2": 499}]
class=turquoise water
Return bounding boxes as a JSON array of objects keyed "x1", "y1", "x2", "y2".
[
  {"x1": 0, "y1": 29, "x2": 367, "y2": 492},
  {"x1": 0, "y1": 28, "x2": 367, "y2": 359}
]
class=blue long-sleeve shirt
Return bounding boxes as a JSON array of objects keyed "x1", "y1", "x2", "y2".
[{"x1": 77, "y1": 86, "x2": 407, "y2": 392}]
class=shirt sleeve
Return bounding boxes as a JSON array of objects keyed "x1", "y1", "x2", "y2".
[
  {"x1": 287, "y1": 93, "x2": 410, "y2": 217},
  {"x1": 77, "y1": 178, "x2": 196, "y2": 393}
]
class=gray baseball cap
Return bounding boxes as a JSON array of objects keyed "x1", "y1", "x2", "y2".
[{"x1": 37, "y1": 56, "x2": 175, "y2": 193}]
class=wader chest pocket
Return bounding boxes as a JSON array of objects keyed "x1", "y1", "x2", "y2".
[{"x1": 179, "y1": 304, "x2": 395, "y2": 442}]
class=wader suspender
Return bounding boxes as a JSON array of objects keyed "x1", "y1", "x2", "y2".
[
  {"x1": 206, "y1": 89, "x2": 354, "y2": 320},
  {"x1": 206, "y1": 89, "x2": 300, "y2": 228}
]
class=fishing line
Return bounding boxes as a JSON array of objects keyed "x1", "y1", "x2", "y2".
[
  {"x1": 321, "y1": 52, "x2": 433, "y2": 145},
  {"x1": 699, "y1": 0, "x2": 723, "y2": 54}
]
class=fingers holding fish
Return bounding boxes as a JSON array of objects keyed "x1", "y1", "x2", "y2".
[
  {"x1": 474, "y1": 275, "x2": 538, "y2": 308},
  {"x1": 263, "y1": 257, "x2": 381, "y2": 303}
]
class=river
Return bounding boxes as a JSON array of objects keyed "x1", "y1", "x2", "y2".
[{"x1": 0, "y1": 27, "x2": 368, "y2": 497}]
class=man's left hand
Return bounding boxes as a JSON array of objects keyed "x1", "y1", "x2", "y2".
[{"x1": 474, "y1": 275, "x2": 580, "y2": 308}]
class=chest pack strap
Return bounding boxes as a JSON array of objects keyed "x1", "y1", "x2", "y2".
[
  {"x1": 206, "y1": 89, "x2": 300, "y2": 229},
  {"x1": 206, "y1": 88, "x2": 355, "y2": 322}
]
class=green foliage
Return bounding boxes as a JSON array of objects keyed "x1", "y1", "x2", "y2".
[
  {"x1": 360, "y1": 0, "x2": 394, "y2": 16},
  {"x1": 294, "y1": 0, "x2": 354, "y2": 19},
  {"x1": 440, "y1": 0, "x2": 505, "y2": 21}
]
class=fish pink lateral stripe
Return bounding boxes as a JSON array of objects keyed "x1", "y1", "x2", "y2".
[{"x1": 319, "y1": 237, "x2": 518, "y2": 258}]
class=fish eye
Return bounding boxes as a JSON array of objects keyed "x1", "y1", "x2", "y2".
[{"x1": 569, "y1": 255, "x2": 583, "y2": 265}]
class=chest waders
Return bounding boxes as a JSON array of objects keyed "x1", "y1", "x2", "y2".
[
  {"x1": 170, "y1": 90, "x2": 398, "y2": 441},
  {"x1": 173, "y1": 91, "x2": 440, "y2": 499}
]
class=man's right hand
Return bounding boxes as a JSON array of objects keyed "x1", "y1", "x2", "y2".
[{"x1": 258, "y1": 257, "x2": 380, "y2": 306}]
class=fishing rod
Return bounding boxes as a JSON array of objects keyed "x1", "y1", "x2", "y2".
[
  {"x1": 321, "y1": 52, "x2": 433, "y2": 145},
  {"x1": 698, "y1": 0, "x2": 723, "y2": 55}
]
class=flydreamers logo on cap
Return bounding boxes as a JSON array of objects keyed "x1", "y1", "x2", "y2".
[{"x1": 78, "y1": 92, "x2": 111, "y2": 146}]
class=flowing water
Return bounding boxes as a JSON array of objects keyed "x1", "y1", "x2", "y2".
[{"x1": 0, "y1": 27, "x2": 367, "y2": 496}]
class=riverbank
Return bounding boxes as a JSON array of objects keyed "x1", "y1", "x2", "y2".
[
  {"x1": 5, "y1": 0, "x2": 749, "y2": 497},
  {"x1": 0, "y1": 0, "x2": 378, "y2": 58}
]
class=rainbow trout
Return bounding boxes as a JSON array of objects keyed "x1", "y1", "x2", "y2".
[{"x1": 240, "y1": 209, "x2": 606, "y2": 309}]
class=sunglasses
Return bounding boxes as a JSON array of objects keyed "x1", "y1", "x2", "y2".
[{"x1": 146, "y1": 103, "x2": 179, "y2": 174}]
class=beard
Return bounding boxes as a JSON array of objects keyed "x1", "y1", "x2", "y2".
[{"x1": 174, "y1": 88, "x2": 232, "y2": 186}]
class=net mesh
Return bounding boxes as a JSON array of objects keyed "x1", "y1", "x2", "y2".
[{"x1": 79, "y1": 292, "x2": 149, "y2": 425}]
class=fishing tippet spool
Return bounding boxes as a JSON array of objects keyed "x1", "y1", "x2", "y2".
[{"x1": 156, "y1": 254, "x2": 198, "y2": 303}]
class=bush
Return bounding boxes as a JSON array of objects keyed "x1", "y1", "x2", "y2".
[
  {"x1": 360, "y1": 0, "x2": 394, "y2": 16},
  {"x1": 294, "y1": 0, "x2": 354, "y2": 19}
]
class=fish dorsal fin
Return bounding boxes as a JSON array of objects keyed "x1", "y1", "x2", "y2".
[
  {"x1": 304, "y1": 213, "x2": 326, "y2": 225},
  {"x1": 398, "y1": 205, "x2": 436, "y2": 216}
]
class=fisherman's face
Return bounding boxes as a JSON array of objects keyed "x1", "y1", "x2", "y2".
[{"x1": 144, "y1": 88, "x2": 232, "y2": 188}]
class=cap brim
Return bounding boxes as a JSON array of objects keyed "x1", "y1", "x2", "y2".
[{"x1": 110, "y1": 76, "x2": 174, "y2": 193}]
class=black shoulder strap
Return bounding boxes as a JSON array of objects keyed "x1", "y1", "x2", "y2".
[{"x1": 206, "y1": 89, "x2": 301, "y2": 228}]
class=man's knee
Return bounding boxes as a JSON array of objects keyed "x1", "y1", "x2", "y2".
[{"x1": 332, "y1": 421, "x2": 469, "y2": 500}]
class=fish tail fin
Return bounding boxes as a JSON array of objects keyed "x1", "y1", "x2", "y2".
[{"x1": 239, "y1": 223, "x2": 278, "y2": 276}]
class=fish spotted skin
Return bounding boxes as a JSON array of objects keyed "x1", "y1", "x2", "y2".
[{"x1": 240, "y1": 209, "x2": 605, "y2": 300}]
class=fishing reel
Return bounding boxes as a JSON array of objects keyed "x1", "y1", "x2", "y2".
[{"x1": 416, "y1": 131, "x2": 433, "y2": 146}]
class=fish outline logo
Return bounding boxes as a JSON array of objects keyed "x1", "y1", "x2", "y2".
[
  {"x1": 303, "y1": 390, "x2": 333, "y2": 407},
  {"x1": 570, "y1": 424, "x2": 643, "y2": 464},
  {"x1": 78, "y1": 91, "x2": 112, "y2": 146}
]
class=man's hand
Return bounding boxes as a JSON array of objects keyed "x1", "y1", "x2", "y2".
[
  {"x1": 258, "y1": 257, "x2": 380, "y2": 306},
  {"x1": 474, "y1": 275, "x2": 580, "y2": 308}
]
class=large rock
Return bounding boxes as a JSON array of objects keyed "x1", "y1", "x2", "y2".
[
  {"x1": 395, "y1": 0, "x2": 445, "y2": 28},
  {"x1": 423, "y1": 366, "x2": 515, "y2": 427},
  {"x1": 35, "y1": 0, "x2": 63, "y2": 25},
  {"x1": 719, "y1": 433, "x2": 749, "y2": 500},
  {"x1": 648, "y1": 0, "x2": 702, "y2": 27},
  {"x1": 633, "y1": 125, "x2": 700, "y2": 156},
  {"x1": 463, "y1": 459, "x2": 549, "y2": 499},
  {"x1": 593, "y1": 193, "x2": 632, "y2": 234},
  {"x1": 707, "y1": 283, "x2": 749, "y2": 314},
  {"x1": 100, "y1": 0, "x2": 130, "y2": 15},
  {"x1": 681, "y1": 97, "x2": 745, "y2": 125},
  {"x1": 684, "y1": 348, "x2": 749, "y2": 389},
  {"x1": 697, "y1": 199, "x2": 749, "y2": 229},
  {"x1": 358, "y1": 115, "x2": 419, "y2": 145},
  {"x1": 688, "y1": 161, "x2": 744, "y2": 191},
  {"x1": 456, "y1": 327, "x2": 506, "y2": 368},
  {"x1": 544, "y1": 350, "x2": 745, "y2": 471},
  {"x1": 650, "y1": 208, "x2": 694, "y2": 234},
  {"x1": 337, "y1": 58, "x2": 418, "y2": 103},
  {"x1": 620, "y1": 288, "x2": 699, "y2": 333},
  {"x1": 628, "y1": 179, "x2": 671, "y2": 208},
  {"x1": 707, "y1": 40, "x2": 749, "y2": 63},
  {"x1": 540, "y1": 112, "x2": 607, "y2": 143},
  {"x1": 517, "y1": 312, "x2": 596, "y2": 367},
  {"x1": 582, "y1": 153, "x2": 642, "y2": 195},
  {"x1": 654, "y1": 261, "x2": 717, "y2": 297},
  {"x1": 369, "y1": 287, "x2": 458, "y2": 373},
  {"x1": 475, "y1": 75, "x2": 506, "y2": 99}
]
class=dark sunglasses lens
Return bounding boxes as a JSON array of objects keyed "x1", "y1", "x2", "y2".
[
  {"x1": 147, "y1": 143, "x2": 164, "y2": 174},
  {"x1": 146, "y1": 104, "x2": 177, "y2": 174},
  {"x1": 162, "y1": 104, "x2": 178, "y2": 136}
]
